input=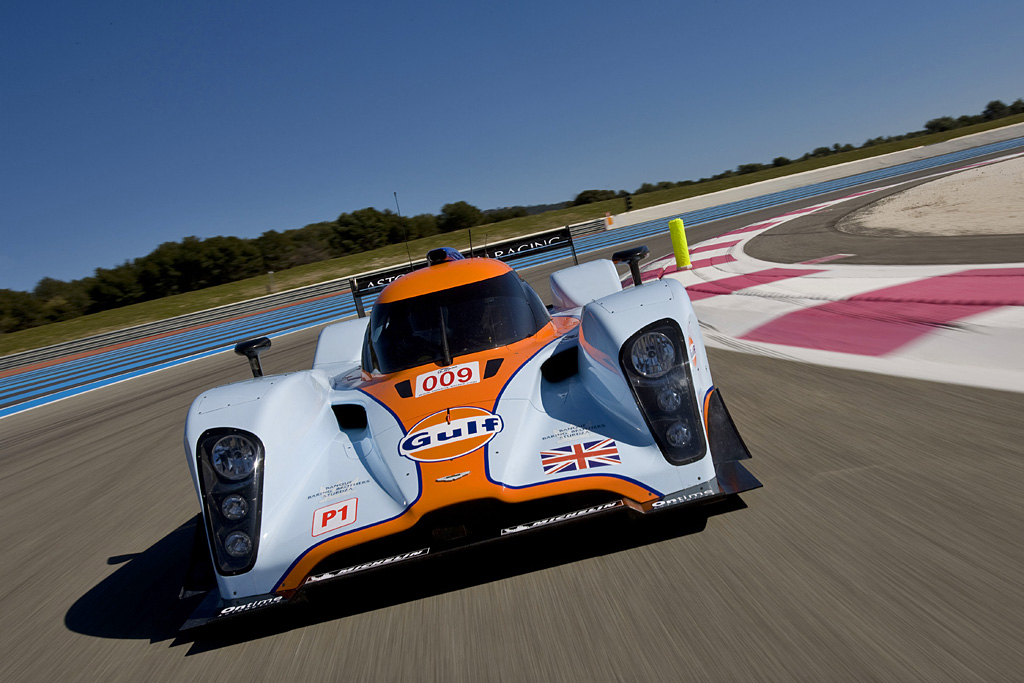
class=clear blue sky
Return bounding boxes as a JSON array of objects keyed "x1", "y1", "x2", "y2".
[{"x1": 3, "y1": 0, "x2": 1022, "y2": 291}]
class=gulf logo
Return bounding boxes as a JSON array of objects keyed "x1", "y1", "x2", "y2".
[{"x1": 399, "y1": 406, "x2": 504, "y2": 462}]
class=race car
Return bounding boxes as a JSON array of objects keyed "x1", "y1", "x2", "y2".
[{"x1": 179, "y1": 246, "x2": 760, "y2": 628}]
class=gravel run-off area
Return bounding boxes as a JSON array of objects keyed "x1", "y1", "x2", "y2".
[{"x1": 840, "y1": 156, "x2": 1024, "y2": 237}]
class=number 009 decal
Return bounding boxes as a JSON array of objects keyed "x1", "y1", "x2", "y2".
[{"x1": 415, "y1": 361, "x2": 480, "y2": 397}]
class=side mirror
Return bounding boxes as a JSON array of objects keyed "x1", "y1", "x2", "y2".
[
  {"x1": 612, "y1": 245, "x2": 650, "y2": 287},
  {"x1": 234, "y1": 337, "x2": 272, "y2": 378}
]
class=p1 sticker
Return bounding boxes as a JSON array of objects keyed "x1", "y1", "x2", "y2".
[
  {"x1": 312, "y1": 497, "x2": 358, "y2": 537},
  {"x1": 399, "y1": 406, "x2": 503, "y2": 462},
  {"x1": 415, "y1": 361, "x2": 480, "y2": 397}
]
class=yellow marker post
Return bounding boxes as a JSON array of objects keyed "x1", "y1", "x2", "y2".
[{"x1": 669, "y1": 218, "x2": 691, "y2": 269}]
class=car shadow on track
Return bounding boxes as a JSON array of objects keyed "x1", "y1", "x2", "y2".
[
  {"x1": 64, "y1": 519, "x2": 203, "y2": 645},
  {"x1": 65, "y1": 497, "x2": 746, "y2": 654}
]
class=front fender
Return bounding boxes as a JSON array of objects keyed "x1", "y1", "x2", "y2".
[
  {"x1": 579, "y1": 279, "x2": 712, "y2": 420},
  {"x1": 184, "y1": 370, "x2": 410, "y2": 598}
]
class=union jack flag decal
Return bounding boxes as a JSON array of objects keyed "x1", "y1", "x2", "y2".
[{"x1": 540, "y1": 439, "x2": 621, "y2": 475}]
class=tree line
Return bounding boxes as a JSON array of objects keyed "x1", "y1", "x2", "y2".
[
  {"x1": 0, "y1": 201, "x2": 514, "y2": 333},
  {"x1": 569, "y1": 99, "x2": 1024, "y2": 205},
  {"x1": 2, "y1": 98, "x2": 1021, "y2": 335}
]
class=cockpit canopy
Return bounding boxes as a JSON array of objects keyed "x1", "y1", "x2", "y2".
[{"x1": 363, "y1": 268, "x2": 550, "y2": 374}]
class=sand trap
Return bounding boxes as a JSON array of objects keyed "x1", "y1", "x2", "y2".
[{"x1": 840, "y1": 156, "x2": 1024, "y2": 236}]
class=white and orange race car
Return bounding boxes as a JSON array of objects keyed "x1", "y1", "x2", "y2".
[{"x1": 180, "y1": 246, "x2": 760, "y2": 628}]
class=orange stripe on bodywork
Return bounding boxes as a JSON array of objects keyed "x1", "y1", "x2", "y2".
[
  {"x1": 702, "y1": 388, "x2": 714, "y2": 436},
  {"x1": 275, "y1": 315, "x2": 661, "y2": 592},
  {"x1": 377, "y1": 258, "x2": 512, "y2": 304}
]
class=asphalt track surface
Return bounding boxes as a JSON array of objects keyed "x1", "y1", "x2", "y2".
[{"x1": 3, "y1": 151, "x2": 1024, "y2": 681}]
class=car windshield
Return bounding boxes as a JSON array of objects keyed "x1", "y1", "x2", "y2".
[{"x1": 365, "y1": 271, "x2": 549, "y2": 374}]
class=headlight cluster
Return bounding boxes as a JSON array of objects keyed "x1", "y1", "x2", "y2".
[
  {"x1": 196, "y1": 429, "x2": 265, "y2": 575},
  {"x1": 620, "y1": 321, "x2": 706, "y2": 465}
]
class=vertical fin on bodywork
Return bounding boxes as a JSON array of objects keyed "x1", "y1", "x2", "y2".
[
  {"x1": 708, "y1": 389, "x2": 752, "y2": 463},
  {"x1": 179, "y1": 513, "x2": 216, "y2": 599},
  {"x1": 707, "y1": 389, "x2": 762, "y2": 495},
  {"x1": 714, "y1": 460, "x2": 762, "y2": 495}
]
